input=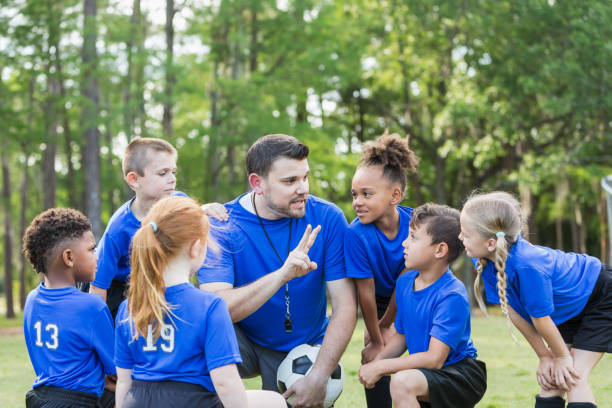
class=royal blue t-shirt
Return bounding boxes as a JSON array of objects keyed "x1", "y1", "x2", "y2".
[
  {"x1": 93, "y1": 191, "x2": 187, "y2": 289},
  {"x1": 345, "y1": 206, "x2": 412, "y2": 298},
  {"x1": 23, "y1": 284, "x2": 115, "y2": 396},
  {"x1": 395, "y1": 269, "x2": 477, "y2": 366},
  {"x1": 114, "y1": 283, "x2": 241, "y2": 393},
  {"x1": 198, "y1": 193, "x2": 348, "y2": 352},
  {"x1": 477, "y1": 237, "x2": 601, "y2": 324}
]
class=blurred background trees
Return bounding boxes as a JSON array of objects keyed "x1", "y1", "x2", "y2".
[{"x1": 1, "y1": 0, "x2": 611, "y2": 315}]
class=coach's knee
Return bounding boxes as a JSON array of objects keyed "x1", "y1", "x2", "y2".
[{"x1": 390, "y1": 370, "x2": 422, "y2": 399}]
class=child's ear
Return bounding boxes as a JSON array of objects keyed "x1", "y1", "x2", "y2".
[
  {"x1": 248, "y1": 173, "x2": 263, "y2": 194},
  {"x1": 390, "y1": 186, "x2": 403, "y2": 206},
  {"x1": 486, "y1": 238, "x2": 497, "y2": 253},
  {"x1": 188, "y1": 239, "x2": 202, "y2": 259},
  {"x1": 125, "y1": 171, "x2": 140, "y2": 190},
  {"x1": 434, "y1": 242, "x2": 449, "y2": 259},
  {"x1": 62, "y1": 248, "x2": 74, "y2": 268}
]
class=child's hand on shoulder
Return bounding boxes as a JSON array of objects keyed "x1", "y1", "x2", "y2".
[{"x1": 202, "y1": 203, "x2": 229, "y2": 222}]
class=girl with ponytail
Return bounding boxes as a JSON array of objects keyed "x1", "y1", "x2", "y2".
[
  {"x1": 345, "y1": 130, "x2": 419, "y2": 408},
  {"x1": 460, "y1": 191, "x2": 611, "y2": 408},
  {"x1": 114, "y1": 196, "x2": 286, "y2": 408}
]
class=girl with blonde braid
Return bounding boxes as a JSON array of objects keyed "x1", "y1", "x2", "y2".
[
  {"x1": 460, "y1": 191, "x2": 611, "y2": 408},
  {"x1": 114, "y1": 196, "x2": 286, "y2": 408}
]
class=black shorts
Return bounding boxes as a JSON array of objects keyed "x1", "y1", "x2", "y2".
[
  {"x1": 123, "y1": 380, "x2": 222, "y2": 408},
  {"x1": 26, "y1": 386, "x2": 98, "y2": 408},
  {"x1": 107, "y1": 279, "x2": 128, "y2": 321},
  {"x1": 557, "y1": 264, "x2": 612, "y2": 353},
  {"x1": 417, "y1": 357, "x2": 487, "y2": 408}
]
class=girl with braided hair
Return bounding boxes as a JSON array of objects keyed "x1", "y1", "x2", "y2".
[
  {"x1": 460, "y1": 191, "x2": 611, "y2": 408},
  {"x1": 345, "y1": 130, "x2": 419, "y2": 408}
]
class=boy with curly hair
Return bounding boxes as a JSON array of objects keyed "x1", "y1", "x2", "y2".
[{"x1": 22, "y1": 208, "x2": 115, "y2": 408}]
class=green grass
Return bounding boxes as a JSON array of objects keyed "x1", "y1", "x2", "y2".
[{"x1": 2, "y1": 314, "x2": 611, "y2": 407}]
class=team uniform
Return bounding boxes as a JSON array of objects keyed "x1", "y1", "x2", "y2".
[
  {"x1": 395, "y1": 269, "x2": 487, "y2": 408},
  {"x1": 198, "y1": 192, "x2": 348, "y2": 390},
  {"x1": 477, "y1": 236, "x2": 612, "y2": 352},
  {"x1": 23, "y1": 284, "x2": 116, "y2": 408},
  {"x1": 93, "y1": 191, "x2": 187, "y2": 319},
  {"x1": 344, "y1": 205, "x2": 412, "y2": 408},
  {"x1": 114, "y1": 283, "x2": 241, "y2": 408}
]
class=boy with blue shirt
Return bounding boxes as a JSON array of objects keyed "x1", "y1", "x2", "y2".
[
  {"x1": 22, "y1": 208, "x2": 116, "y2": 408},
  {"x1": 359, "y1": 204, "x2": 487, "y2": 408},
  {"x1": 89, "y1": 137, "x2": 185, "y2": 319},
  {"x1": 199, "y1": 134, "x2": 357, "y2": 408}
]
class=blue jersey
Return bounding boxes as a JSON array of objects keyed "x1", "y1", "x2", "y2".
[
  {"x1": 114, "y1": 283, "x2": 241, "y2": 393},
  {"x1": 345, "y1": 206, "x2": 413, "y2": 297},
  {"x1": 395, "y1": 269, "x2": 477, "y2": 366},
  {"x1": 93, "y1": 191, "x2": 187, "y2": 289},
  {"x1": 198, "y1": 193, "x2": 348, "y2": 352},
  {"x1": 478, "y1": 237, "x2": 601, "y2": 324},
  {"x1": 23, "y1": 284, "x2": 115, "y2": 396}
]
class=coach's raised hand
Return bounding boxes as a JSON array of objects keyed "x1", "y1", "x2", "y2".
[{"x1": 280, "y1": 224, "x2": 321, "y2": 282}]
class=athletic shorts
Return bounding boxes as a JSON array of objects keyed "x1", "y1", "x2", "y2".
[
  {"x1": 26, "y1": 386, "x2": 98, "y2": 408},
  {"x1": 107, "y1": 279, "x2": 128, "y2": 321},
  {"x1": 122, "y1": 380, "x2": 221, "y2": 408},
  {"x1": 416, "y1": 357, "x2": 487, "y2": 408},
  {"x1": 557, "y1": 264, "x2": 612, "y2": 353}
]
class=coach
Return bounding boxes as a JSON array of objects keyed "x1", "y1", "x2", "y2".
[{"x1": 199, "y1": 134, "x2": 357, "y2": 407}]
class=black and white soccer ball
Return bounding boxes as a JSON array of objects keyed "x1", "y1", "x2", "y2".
[{"x1": 277, "y1": 343, "x2": 344, "y2": 407}]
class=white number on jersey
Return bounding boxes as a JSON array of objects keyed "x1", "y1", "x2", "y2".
[
  {"x1": 143, "y1": 323, "x2": 175, "y2": 353},
  {"x1": 33, "y1": 321, "x2": 59, "y2": 350}
]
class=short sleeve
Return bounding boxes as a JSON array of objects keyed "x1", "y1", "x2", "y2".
[
  {"x1": 430, "y1": 292, "x2": 470, "y2": 350},
  {"x1": 93, "y1": 233, "x2": 120, "y2": 289},
  {"x1": 515, "y1": 266, "x2": 554, "y2": 318},
  {"x1": 344, "y1": 227, "x2": 373, "y2": 279},
  {"x1": 198, "y1": 219, "x2": 236, "y2": 285},
  {"x1": 478, "y1": 260, "x2": 500, "y2": 305},
  {"x1": 114, "y1": 302, "x2": 135, "y2": 369},
  {"x1": 204, "y1": 298, "x2": 242, "y2": 370},
  {"x1": 394, "y1": 277, "x2": 407, "y2": 334},
  {"x1": 89, "y1": 305, "x2": 116, "y2": 375},
  {"x1": 321, "y1": 205, "x2": 348, "y2": 281}
]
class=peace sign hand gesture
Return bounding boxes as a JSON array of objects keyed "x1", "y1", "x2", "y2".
[{"x1": 280, "y1": 224, "x2": 321, "y2": 282}]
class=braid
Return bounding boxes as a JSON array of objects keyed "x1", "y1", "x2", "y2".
[
  {"x1": 493, "y1": 235, "x2": 518, "y2": 342},
  {"x1": 474, "y1": 258, "x2": 488, "y2": 315}
]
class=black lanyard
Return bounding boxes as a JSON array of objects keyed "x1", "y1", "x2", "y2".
[{"x1": 252, "y1": 193, "x2": 293, "y2": 333}]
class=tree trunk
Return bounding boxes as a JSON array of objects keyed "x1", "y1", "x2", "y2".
[
  {"x1": 135, "y1": 8, "x2": 147, "y2": 137},
  {"x1": 162, "y1": 0, "x2": 175, "y2": 140},
  {"x1": 554, "y1": 181, "x2": 567, "y2": 249},
  {"x1": 43, "y1": 75, "x2": 59, "y2": 210},
  {"x1": 249, "y1": 2, "x2": 258, "y2": 73},
  {"x1": 19, "y1": 149, "x2": 30, "y2": 310},
  {"x1": 123, "y1": 0, "x2": 140, "y2": 141},
  {"x1": 2, "y1": 151, "x2": 15, "y2": 318},
  {"x1": 82, "y1": 0, "x2": 102, "y2": 239}
]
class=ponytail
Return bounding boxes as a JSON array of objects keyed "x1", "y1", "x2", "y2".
[
  {"x1": 127, "y1": 196, "x2": 210, "y2": 343},
  {"x1": 492, "y1": 235, "x2": 519, "y2": 342},
  {"x1": 474, "y1": 258, "x2": 488, "y2": 315}
]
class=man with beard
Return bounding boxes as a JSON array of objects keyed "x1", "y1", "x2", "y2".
[{"x1": 199, "y1": 134, "x2": 357, "y2": 408}]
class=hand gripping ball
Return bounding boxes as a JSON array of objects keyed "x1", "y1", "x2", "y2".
[{"x1": 277, "y1": 344, "x2": 344, "y2": 407}]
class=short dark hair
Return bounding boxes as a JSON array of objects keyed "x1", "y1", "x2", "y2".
[
  {"x1": 409, "y1": 203, "x2": 464, "y2": 263},
  {"x1": 22, "y1": 208, "x2": 92, "y2": 274},
  {"x1": 245, "y1": 134, "x2": 309, "y2": 177}
]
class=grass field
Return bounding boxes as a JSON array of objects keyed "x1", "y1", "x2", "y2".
[{"x1": 2, "y1": 313, "x2": 610, "y2": 407}]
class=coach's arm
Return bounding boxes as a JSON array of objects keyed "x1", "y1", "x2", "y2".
[{"x1": 283, "y1": 277, "x2": 357, "y2": 407}]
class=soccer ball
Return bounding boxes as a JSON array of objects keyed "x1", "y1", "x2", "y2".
[{"x1": 277, "y1": 343, "x2": 344, "y2": 407}]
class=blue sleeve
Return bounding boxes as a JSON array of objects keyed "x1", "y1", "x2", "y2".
[
  {"x1": 430, "y1": 292, "x2": 470, "y2": 350},
  {"x1": 114, "y1": 302, "x2": 135, "y2": 369},
  {"x1": 516, "y1": 266, "x2": 554, "y2": 318},
  {"x1": 344, "y1": 227, "x2": 373, "y2": 279},
  {"x1": 204, "y1": 298, "x2": 242, "y2": 370},
  {"x1": 93, "y1": 232, "x2": 120, "y2": 289},
  {"x1": 91, "y1": 305, "x2": 116, "y2": 375},
  {"x1": 322, "y1": 205, "x2": 348, "y2": 281},
  {"x1": 198, "y1": 220, "x2": 235, "y2": 285}
]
